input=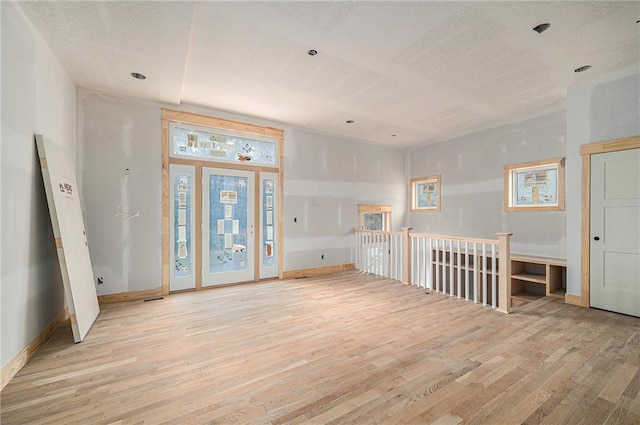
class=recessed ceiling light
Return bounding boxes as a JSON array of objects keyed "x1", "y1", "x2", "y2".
[
  {"x1": 532, "y1": 23, "x2": 551, "y2": 34},
  {"x1": 574, "y1": 65, "x2": 592, "y2": 73},
  {"x1": 345, "y1": 120, "x2": 354, "y2": 124},
  {"x1": 308, "y1": 49, "x2": 318, "y2": 56},
  {"x1": 130, "y1": 72, "x2": 146, "y2": 80}
]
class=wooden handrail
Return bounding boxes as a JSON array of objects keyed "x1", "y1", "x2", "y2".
[
  {"x1": 354, "y1": 228, "x2": 513, "y2": 313},
  {"x1": 410, "y1": 232, "x2": 499, "y2": 245},
  {"x1": 354, "y1": 229, "x2": 404, "y2": 236}
]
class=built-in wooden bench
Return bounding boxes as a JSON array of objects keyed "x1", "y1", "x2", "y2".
[{"x1": 510, "y1": 255, "x2": 566, "y2": 305}]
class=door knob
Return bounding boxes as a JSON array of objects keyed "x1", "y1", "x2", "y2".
[{"x1": 593, "y1": 236, "x2": 600, "y2": 241}]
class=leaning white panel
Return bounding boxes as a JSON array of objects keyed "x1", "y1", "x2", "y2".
[{"x1": 35, "y1": 134, "x2": 100, "y2": 343}]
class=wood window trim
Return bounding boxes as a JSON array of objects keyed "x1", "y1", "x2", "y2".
[
  {"x1": 503, "y1": 158, "x2": 565, "y2": 212},
  {"x1": 161, "y1": 108, "x2": 284, "y2": 295},
  {"x1": 358, "y1": 204, "x2": 392, "y2": 231},
  {"x1": 577, "y1": 135, "x2": 640, "y2": 308},
  {"x1": 410, "y1": 175, "x2": 441, "y2": 212}
]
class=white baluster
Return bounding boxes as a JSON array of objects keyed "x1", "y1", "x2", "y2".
[
  {"x1": 427, "y1": 238, "x2": 433, "y2": 290},
  {"x1": 368, "y1": 233, "x2": 373, "y2": 275},
  {"x1": 416, "y1": 237, "x2": 420, "y2": 287},
  {"x1": 442, "y1": 239, "x2": 446, "y2": 294},
  {"x1": 385, "y1": 234, "x2": 389, "y2": 278},
  {"x1": 365, "y1": 233, "x2": 369, "y2": 274},
  {"x1": 473, "y1": 242, "x2": 478, "y2": 304},
  {"x1": 449, "y1": 239, "x2": 454, "y2": 297},
  {"x1": 442, "y1": 240, "x2": 448, "y2": 294},
  {"x1": 482, "y1": 243, "x2": 487, "y2": 306},
  {"x1": 456, "y1": 240, "x2": 461, "y2": 299},
  {"x1": 392, "y1": 235, "x2": 396, "y2": 280},
  {"x1": 378, "y1": 234, "x2": 383, "y2": 276},
  {"x1": 422, "y1": 237, "x2": 426, "y2": 288},
  {"x1": 396, "y1": 235, "x2": 400, "y2": 281},
  {"x1": 492, "y1": 244, "x2": 497, "y2": 309},
  {"x1": 465, "y1": 241, "x2": 469, "y2": 301},
  {"x1": 434, "y1": 238, "x2": 440, "y2": 293}
]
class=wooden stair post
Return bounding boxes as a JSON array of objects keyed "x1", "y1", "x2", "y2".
[
  {"x1": 496, "y1": 232, "x2": 513, "y2": 313},
  {"x1": 402, "y1": 227, "x2": 413, "y2": 285}
]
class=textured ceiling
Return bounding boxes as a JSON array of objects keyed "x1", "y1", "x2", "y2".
[{"x1": 18, "y1": 1, "x2": 640, "y2": 147}]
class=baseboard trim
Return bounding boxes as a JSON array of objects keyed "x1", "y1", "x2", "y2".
[
  {"x1": 1, "y1": 308, "x2": 67, "y2": 391},
  {"x1": 565, "y1": 293, "x2": 586, "y2": 307},
  {"x1": 283, "y1": 263, "x2": 355, "y2": 279},
  {"x1": 98, "y1": 288, "x2": 163, "y2": 304}
]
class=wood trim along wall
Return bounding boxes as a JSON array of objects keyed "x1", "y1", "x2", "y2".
[
  {"x1": 195, "y1": 165, "x2": 203, "y2": 290},
  {"x1": 97, "y1": 288, "x2": 163, "y2": 304},
  {"x1": 162, "y1": 119, "x2": 170, "y2": 295},
  {"x1": 282, "y1": 263, "x2": 355, "y2": 280},
  {"x1": 161, "y1": 108, "x2": 284, "y2": 294},
  {"x1": 169, "y1": 157, "x2": 279, "y2": 173},
  {"x1": 162, "y1": 109, "x2": 283, "y2": 138},
  {"x1": 579, "y1": 136, "x2": 640, "y2": 156},
  {"x1": 1, "y1": 308, "x2": 68, "y2": 391},
  {"x1": 579, "y1": 154, "x2": 591, "y2": 308},
  {"x1": 503, "y1": 157, "x2": 565, "y2": 212},
  {"x1": 357, "y1": 204, "x2": 393, "y2": 231},
  {"x1": 409, "y1": 175, "x2": 441, "y2": 212},
  {"x1": 278, "y1": 138, "x2": 284, "y2": 280},
  {"x1": 254, "y1": 173, "x2": 260, "y2": 282},
  {"x1": 579, "y1": 135, "x2": 640, "y2": 309},
  {"x1": 565, "y1": 293, "x2": 583, "y2": 307},
  {"x1": 357, "y1": 204, "x2": 393, "y2": 213}
]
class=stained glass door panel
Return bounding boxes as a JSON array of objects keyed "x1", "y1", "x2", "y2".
[
  {"x1": 202, "y1": 167, "x2": 254, "y2": 286},
  {"x1": 169, "y1": 164, "x2": 196, "y2": 291},
  {"x1": 260, "y1": 172, "x2": 279, "y2": 279}
]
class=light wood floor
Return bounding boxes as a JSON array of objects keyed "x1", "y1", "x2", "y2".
[{"x1": 1, "y1": 271, "x2": 639, "y2": 425}]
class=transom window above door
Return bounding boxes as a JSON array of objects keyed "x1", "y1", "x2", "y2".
[
  {"x1": 358, "y1": 204, "x2": 392, "y2": 231},
  {"x1": 170, "y1": 122, "x2": 279, "y2": 166}
]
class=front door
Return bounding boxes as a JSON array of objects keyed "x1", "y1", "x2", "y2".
[
  {"x1": 202, "y1": 167, "x2": 255, "y2": 286},
  {"x1": 590, "y1": 148, "x2": 640, "y2": 317}
]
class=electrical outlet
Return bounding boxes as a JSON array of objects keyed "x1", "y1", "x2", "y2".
[{"x1": 97, "y1": 277, "x2": 104, "y2": 285}]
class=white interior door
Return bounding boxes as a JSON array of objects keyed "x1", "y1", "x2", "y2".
[
  {"x1": 169, "y1": 164, "x2": 196, "y2": 291},
  {"x1": 35, "y1": 134, "x2": 100, "y2": 342},
  {"x1": 259, "y1": 172, "x2": 279, "y2": 279},
  {"x1": 202, "y1": 167, "x2": 255, "y2": 286},
  {"x1": 590, "y1": 148, "x2": 640, "y2": 317}
]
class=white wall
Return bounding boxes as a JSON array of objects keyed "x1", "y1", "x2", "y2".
[
  {"x1": 565, "y1": 66, "x2": 640, "y2": 296},
  {"x1": 284, "y1": 128, "x2": 405, "y2": 270},
  {"x1": 1, "y1": 2, "x2": 76, "y2": 369},
  {"x1": 76, "y1": 92, "x2": 162, "y2": 294},
  {"x1": 76, "y1": 89, "x2": 406, "y2": 295},
  {"x1": 409, "y1": 110, "x2": 567, "y2": 258}
]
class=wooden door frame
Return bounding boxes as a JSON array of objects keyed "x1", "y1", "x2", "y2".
[
  {"x1": 578, "y1": 135, "x2": 640, "y2": 307},
  {"x1": 161, "y1": 109, "x2": 284, "y2": 295}
]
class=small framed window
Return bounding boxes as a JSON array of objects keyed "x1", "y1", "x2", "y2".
[
  {"x1": 358, "y1": 204, "x2": 392, "y2": 231},
  {"x1": 504, "y1": 158, "x2": 564, "y2": 211},
  {"x1": 410, "y1": 175, "x2": 441, "y2": 212}
]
